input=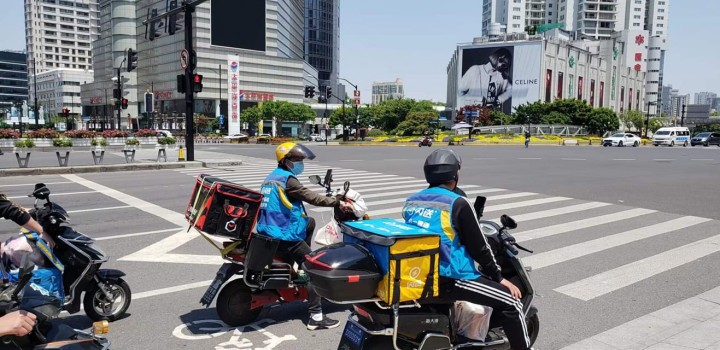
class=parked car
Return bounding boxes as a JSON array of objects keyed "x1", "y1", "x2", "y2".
[
  {"x1": 602, "y1": 133, "x2": 642, "y2": 147},
  {"x1": 690, "y1": 132, "x2": 720, "y2": 147},
  {"x1": 256, "y1": 133, "x2": 272, "y2": 144}
]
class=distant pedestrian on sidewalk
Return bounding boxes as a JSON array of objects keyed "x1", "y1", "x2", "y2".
[{"x1": 524, "y1": 131, "x2": 531, "y2": 148}]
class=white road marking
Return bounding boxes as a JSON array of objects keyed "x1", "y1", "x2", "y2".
[
  {"x1": 95, "y1": 228, "x2": 182, "y2": 241},
  {"x1": 510, "y1": 202, "x2": 611, "y2": 222},
  {"x1": 473, "y1": 158, "x2": 497, "y2": 160},
  {"x1": 515, "y1": 208, "x2": 657, "y2": 242},
  {"x1": 519, "y1": 157, "x2": 542, "y2": 160},
  {"x1": 340, "y1": 160, "x2": 364, "y2": 162},
  {"x1": 360, "y1": 185, "x2": 482, "y2": 199},
  {"x1": 61, "y1": 174, "x2": 185, "y2": 226},
  {"x1": 524, "y1": 216, "x2": 711, "y2": 270},
  {"x1": 612, "y1": 159, "x2": 635, "y2": 161},
  {"x1": 555, "y1": 228, "x2": 719, "y2": 301},
  {"x1": 370, "y1": 196, "x2": 569, "y2": 217},
  {"x1": 7, "y1": 191, "x2": 98, "y2": 199},
  {"x1": 560, "y1": 285, "x2": 720, "y2": 349},
  {"x1": 383, "y1": 158, "x2": 410, "y2": 161},
  {"x1": 691, "y1": 158, "x2": 714, "y2": 161},
  {"x1": 312, "y1": 191, "x2": 537, "y2": 213},
  {"x1": 654, "y1": 158, "x2": 676, "y2": 161},
  {"x1": 134, "y1": 280, "x2": 213, "y2": 300},
  {"x1": 0, "y1": 181, "x2": 73, "y2": 188},
  {"x1": 67, "y1": 205, "x2": 132, "y2": 214},
  {"x1": 561, "y1": 158, "x2": 586, "y2": 161}
]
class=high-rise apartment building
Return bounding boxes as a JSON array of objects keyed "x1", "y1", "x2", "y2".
[
  {"x1": 24, "y1": 0, "x2": 99, "y2": 73},
  {"x1": 305, "y1": 0, "x2": 343, "y2": 100},
  {"x1": 0, "y1": 51, "x2": 28, "y2": 109},
  {"x1": 24, "y1": 0, "x2": 99, "y2": 119},
  {"x1": 694, "y1": 92, "x2": 717, "y2": 106}
]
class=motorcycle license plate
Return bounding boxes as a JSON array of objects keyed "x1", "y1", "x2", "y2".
[{"x1": 338, "y1": 321, "x2": 366, "y2": 350}]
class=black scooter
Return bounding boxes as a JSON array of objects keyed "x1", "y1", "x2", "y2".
[
  {"x1": 0, "y1": 255, "x2": 111, "y2": 349},
  {"x1": 26, "y1": 183, "x2": 131, "y2": 322},
  {"x1": 335, "y1": 196, "x2": 540, "y2": 349}
]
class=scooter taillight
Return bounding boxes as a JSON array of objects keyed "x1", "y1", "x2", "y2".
[{"x1": 353, "y1": 305, "x2": 373, "y2": 322}]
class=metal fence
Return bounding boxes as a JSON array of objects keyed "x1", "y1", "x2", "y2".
[{"x1": 471, "y1": 124, "x2": 589, "y2": 136}]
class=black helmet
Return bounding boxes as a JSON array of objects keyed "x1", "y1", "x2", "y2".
[{"x1": 424, "y1": 149, "x2": 462, "y2": 186}]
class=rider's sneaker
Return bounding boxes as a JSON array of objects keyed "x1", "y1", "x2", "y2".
[{"x1": 307, "y1": 316, "x2": 340, "y2": 330}]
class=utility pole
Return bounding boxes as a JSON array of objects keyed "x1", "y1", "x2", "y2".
[
  {"x1": 681, "y1": 104, "x2": 686, "y2": 127},
  {"x1": 32, "y1": 59, "x2": 39, "y2": 126}
]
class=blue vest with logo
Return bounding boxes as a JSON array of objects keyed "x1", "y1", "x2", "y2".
[
  {"x1": 256, "y1": 168, "x2": 309, "y2": 242},
  {"x1": 403, "y1": 187, "x2": 481, "y2": 280}
]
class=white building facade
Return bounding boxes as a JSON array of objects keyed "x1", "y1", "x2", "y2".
[
  {"x1": 446, "y1": 34, "x2": 646, "y2": 118},
  {"x1": 81, "y1": 0, "x2": 319, "y2": 135},
  {"x1": 371, "y1": 79, "x2": 404, "y2": 105},
  {"x1": 25, "y1": 0, "x2": 100, "y2": 122}
]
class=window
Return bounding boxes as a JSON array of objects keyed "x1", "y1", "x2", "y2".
[
  {"x1": 549, "y1": 12, "x2": 552, "y2": 15},
  {"x1": 43, "y1": 6, "x2": 55, "y2": 12},
  {"x1": 658, "y1": 9, "x2": 665, "y2": 12},
  {"x1": 657, "y1": 16, "x2": 664, "y2": 20},
  {"x1": 513, "y1": 7, "x2": 521, "y2": 11},
  {"x1": 657, "y1": 23, "x2": 664, "y2": 27},
  {"x1": 549, "y1": 3, "x2": 552, "y2": 7},
  {"x1": 513, "y1": 15, "x2": 521, "y2": 19},
  {"x1": 634, "y1": 15, "x2": 641, "y2": 19},
  {"x1": 635, "y1": 7, "x2": 641, "y2": 11},
  {"x1": 513, "y1": 24, "x2": 520, "y2": 28},
  {"x1": 657, "y1": 30, "x2": 663, "y2": 34}
]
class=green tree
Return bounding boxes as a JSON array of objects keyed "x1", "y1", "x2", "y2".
[
  {"x1": 489, "y1": 110, "x2": 513, "y2": 126},
  {"x1": 542, "y1": 111, "x2": 571, "y2": 125},
  {"x1": 550, "y1": 99, "x2": 592, "y2": 126},
  {"x1": 374, "y1": 99, "x2": 435, "y2": 132},
  {"x1": 240, "y1": 106, "x2": 263, "y2": 127},
  {"x1": 623, "y1": 110, "x2": 645, "y2": 133},
  {"x1": 648, "y1": 118, "x2": 664, "y2": 134},
  {"x1": 513, "y1": 101, "x2": 547, "y2": 125},
  {"x1": 711, "y1": 111, "x2": 719, "y2": 117},
  {"x1": 259, "y1": 100, "x2": 315, "y2": 136},
  {"x1": 393, "y1": 111, "x2": 437, "y2": 136},
  {"x1": 586, "y1": 108, "x2": 619, "y2": 135},
  {"x1": 328, "y1": 105, "x2": 355, "y2": 128}
]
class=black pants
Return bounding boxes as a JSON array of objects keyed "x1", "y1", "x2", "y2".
[
  {"x1": 443, "y1": 277, "x2": 530, "y2": 350},
  {"x1": 275, "y1": 218, "x2": 322, "y2": 315}
]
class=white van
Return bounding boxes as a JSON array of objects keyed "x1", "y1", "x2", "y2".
[{"x1": 652, "y1": 127, "x2": 691, "y2": 147}]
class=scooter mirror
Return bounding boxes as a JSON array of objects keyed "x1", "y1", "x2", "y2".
[
  {"x1": 29, "y1": 183, "x2": 50, "y2": 200},
  {"x1": 500, "y1": 214, "x2": 517, "y2": 230},
  {"x1": 474, "y1": 196, "x2": 487, "y2": 219},
  {"x1": 308, "y1": 175, "x2": 322, "y2": 185}
]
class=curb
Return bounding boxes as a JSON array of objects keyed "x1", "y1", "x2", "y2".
[{"x1": 0, "y1": 160, "x2": 242, "y2": 177}]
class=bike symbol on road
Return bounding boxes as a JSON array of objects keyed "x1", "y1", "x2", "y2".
[{"x1": 173, "y1": 318, "x2": 297, "y2": 349}]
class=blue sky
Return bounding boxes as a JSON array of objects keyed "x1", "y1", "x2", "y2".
[{"x1": 3, "y1": 0, "x2": 716, "y2": 104}]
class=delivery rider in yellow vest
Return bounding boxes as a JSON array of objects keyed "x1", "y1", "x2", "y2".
[
  {"x1": 402, "y1": 149, "x2": 531, "y2": 350},
  {"x1": 256, "y1": 142, "x2": 353, "y2": 330}
]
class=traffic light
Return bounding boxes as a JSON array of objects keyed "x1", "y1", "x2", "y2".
[
  {"x1": 121, "y1": 98, "x2": 128, "y2": 109},
  {"x1": 144, "y1": 92, "x2": 154, "y2": 113},
  {"x1": 148, "y1": 9, "x2": 160, "y2": 41},
  {"x1": 304, "y1": 86, "x2": 316, "y2": 98},
  {"x1": 168, "y1": 0, "x2": 178, "y2": 35},
  {"x1": 126, "y1": 49, "x2": 138, "y2": 72},
  {"x1": 193, "y1": 74, "x2": 203, "y2": 93},
  {"x1": 113, "y1": 88, "x2": 120, "y2": 99},
  {"x1": 177, "y1": 74, "x2": 186, "y2": 93},
  {"x1": 326, "y1": 87, "x2": 333, "y2": 99},
  {"x1": 62, "y1": 107, "x2": 70, "y2": 117}
]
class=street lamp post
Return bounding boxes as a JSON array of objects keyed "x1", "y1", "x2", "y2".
[
  {"x1": 338, "y1": 77, "x2": 359, "y2": 138},
  {"x1": 644, "y1": 101, "x2": 655, "y2": 138},
  {"x1": 31, "y1": 59, "x2": 39, "y2": 127}
]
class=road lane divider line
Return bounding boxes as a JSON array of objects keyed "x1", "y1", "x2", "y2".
[
  {"x1": 95, "y1": 228, "x2": 182, "y2": 241},
  {"x1": 555, "y1": 221, "x2": 717, "y2": 301},
  {"x1": 7, "y1": 191, "x2": 99, "y2": 199}
]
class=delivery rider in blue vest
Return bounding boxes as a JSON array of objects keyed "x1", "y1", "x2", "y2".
[
  {"x1": 402, "y1": 149, "x2": 531, "y2": 350},
  {"x1": 256, "y1": 142, "x2": 353, "y2": 331}
]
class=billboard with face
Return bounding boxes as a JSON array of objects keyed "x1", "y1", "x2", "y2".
[{"x1": 457, "y1": 42, "x2": 542, "y2": 115}]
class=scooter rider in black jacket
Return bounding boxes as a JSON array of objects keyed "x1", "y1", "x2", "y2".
[{"x1": 402, "y1": 150, "x2": 531, "y2": 350}]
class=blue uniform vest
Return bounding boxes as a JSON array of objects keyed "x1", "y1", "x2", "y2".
[
  {"x1": 402, "y1": 187, "x2": 481, "y2": 280},
  {"x1": 256, "y1": 168, "x2": 309, "y2": 242}
]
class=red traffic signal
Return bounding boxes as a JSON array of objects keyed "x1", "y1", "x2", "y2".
[
  {"x1": 62, "y1": 108, "x2": 70, "y2": 116},
  {"x1": 193, "y1": 74, "x2": 203, "y2": 92},
  {"x1": 121, "y1": 98, "x2": 128, "y2": 109}
]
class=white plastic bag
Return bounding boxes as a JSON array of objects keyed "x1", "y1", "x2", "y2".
[
  {"x1": 313, "y1": 219, "x2": 342, "y2": 246},
  {"x1": 341, "y1": 188, "x2": 368, "y2": 218},
  {"x1": 454, "y1": 301, "x2": 493, "y2": 341}
]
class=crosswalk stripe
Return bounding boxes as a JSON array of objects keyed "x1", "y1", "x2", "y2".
[
  {"x1": 371, "y1": 196, "x2": 570, "y2": 217},
  {"x1": 515, "y1": 208, "x2": 657, "y2": 242},
  {"x1": 204, "y1": 169, "x2": 371, "y2": 181},
  {"x1": 555, "y1": 222, "x2": 717, "y2": 301},
  {"x1": 311, "y1": 191, "x2": 537, "y2": 213},
  {"x1": 509, "y1": 202, "x2": 611, "y2": 222},
  {"x1": 231, "y1": 174, "x2": 405, "y2": 188},
  {"x1": 189, "y1": 167, "x2": 360, "y2": 178},
  {"x1": 524, "y1": 216, "x2": 711, "y2": 270}
]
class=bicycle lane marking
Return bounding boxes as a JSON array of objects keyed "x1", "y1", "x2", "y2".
[{"x1": 172, "y1": 318, "x2": 297, "y2": 349}]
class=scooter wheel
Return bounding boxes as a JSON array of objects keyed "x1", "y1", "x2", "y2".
[
  {"x1": 216, "y1": 279, "x2": 262, "y2": 327},
  {"x1": 83, "y1": 278, "x2": 132, "y2": 322},
  {"x1": 526, "y1": 313, "x2": 540, "y2": 346}
]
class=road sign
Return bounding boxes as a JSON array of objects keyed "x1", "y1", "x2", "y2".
[
  {"x1": 180, "y1": 49, "x2": 189, "y2": 70},
  {"x1": 354, "y1": 98, "x2": 360, "y2": 106},
  {"x1": 219, "y1": 114, "x2": 224, "y2": 126},
  {"x1": 354, "y1": 90, "x2": 360, "y2": 97}
]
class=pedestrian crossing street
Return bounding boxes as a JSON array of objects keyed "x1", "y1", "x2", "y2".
[{"x1": 174, "y1": 157, "x2": 718, "y2": 308}]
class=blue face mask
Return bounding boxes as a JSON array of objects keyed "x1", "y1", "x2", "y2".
[{"x1": 290, "y1": 161, "x2": 304, "y2": 175}]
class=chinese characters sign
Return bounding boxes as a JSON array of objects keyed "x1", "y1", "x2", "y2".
[{"x1": 227, "y1": 55, "x2": 241, "y2": 135}]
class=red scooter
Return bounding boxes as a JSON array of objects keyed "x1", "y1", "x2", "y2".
[
  {"x1": 418, "y1": 136, "x2": 433, "y2": 147},
  {"x1": 199, "y1": 170, "x2": 364, "y2": 326}
]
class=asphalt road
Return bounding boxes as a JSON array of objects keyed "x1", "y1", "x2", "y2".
[{"x1": 0, "y1": 143, "x2": 718, "y2": 349}]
